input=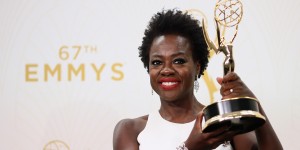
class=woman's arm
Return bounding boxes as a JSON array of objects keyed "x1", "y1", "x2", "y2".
[
  {"x1": 217, "y1": 72, "x2": 283, "y2": 150},
  {"x1": 232, "y1": 104, "x2": 283, "y2": 150},
  {"x1": 113, "y1": 116, "x2": 147, "y2": 150},
  {"x1": 113, "y1": 119, "x2": 139, "y2": 150},
  {"x1": 254, "y1": 103, "x2": 283, "y2": 149}
]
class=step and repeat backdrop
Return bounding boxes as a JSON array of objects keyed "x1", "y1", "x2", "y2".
[{"x1": 0, "y1": 0, "x2": 299, "y2": 149}]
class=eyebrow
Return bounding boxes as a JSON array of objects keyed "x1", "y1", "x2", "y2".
[{"x1": 150, "y1": 50, "x2": 187, "y2": 58}]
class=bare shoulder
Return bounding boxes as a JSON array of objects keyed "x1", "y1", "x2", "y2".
[
  {"x1": 113, "y1": 115, "x2": 148, "y2": 150},
  {"x1": 114, "y1": 115, "x2": 148, "y2": 134}
]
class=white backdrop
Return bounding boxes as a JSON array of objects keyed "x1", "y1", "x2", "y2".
[{"x1": 0, "y1": 0, "x2": 299, "y2": 149}]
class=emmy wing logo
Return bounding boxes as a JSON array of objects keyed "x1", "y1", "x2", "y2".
[{"x1": 44, "y1": 140, "x2": 70, "y2": 150}]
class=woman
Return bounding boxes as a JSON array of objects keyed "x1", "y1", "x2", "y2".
[{"x1": 113, "y1": 9, "x2": 283, "y2": 150}]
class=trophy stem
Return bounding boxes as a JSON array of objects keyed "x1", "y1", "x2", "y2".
[{"x1": 222, "y1": 44, "x2": 235, "y2": 75}]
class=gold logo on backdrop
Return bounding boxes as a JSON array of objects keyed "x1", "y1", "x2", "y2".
[
  {"x1": 43, "y1": 140, "x2": 70, "y2": 150},
  {"x1": 186, "y1": 9, "x2": 218, "y2": 103},
  {"x1": 25, "y1": 45, "x2": 124, "y2": 82}
]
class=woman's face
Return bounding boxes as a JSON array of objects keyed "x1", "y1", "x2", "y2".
[{"x1": 149, "y1": 34, "x2": 200, "y2": 102}]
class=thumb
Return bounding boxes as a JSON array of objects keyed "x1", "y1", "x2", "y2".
[
  {"x1": 216, "y1": 77, "x2": 223, "y2": 85},
  {"x1": 194, "y1": 111, "x2": 204, "y2": 133}
]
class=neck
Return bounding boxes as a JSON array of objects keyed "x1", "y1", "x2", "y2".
[{"x1": 159, "y1": 96, "x2": 204, "y2": 123}]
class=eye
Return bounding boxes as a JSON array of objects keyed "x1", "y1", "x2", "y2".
[
  {"x1": 173, "y1": 58, "x2": 186, "y2": 64},
  {"x1": 151, "y1": 60, "x2": 162, "y2": 66}
]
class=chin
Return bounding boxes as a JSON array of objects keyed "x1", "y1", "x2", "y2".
[{"x1": 159, "y1": 94, "x2": 180, "y2": 102}]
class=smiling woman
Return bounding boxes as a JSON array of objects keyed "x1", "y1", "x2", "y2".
[{"x1": 113, "y1": 9, "x2": 283, "y2": 150}]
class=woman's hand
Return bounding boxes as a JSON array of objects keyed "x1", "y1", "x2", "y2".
[
  {"x1": 184, "y1": 112, "x2": 237, "y2": 150},
  {"x1": 216, "y1": 72, "x2": 256, "y2": 100}
]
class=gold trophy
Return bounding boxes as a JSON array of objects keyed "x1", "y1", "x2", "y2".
[{"x1": 201, "y1": 0, "x2": 266, "y2": 134}]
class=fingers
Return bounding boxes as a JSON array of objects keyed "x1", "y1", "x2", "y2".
[
  {"x1": 205, "y1": 124, "x2": 231, "y2": 138},
  {"x1": 204, "y1": 126, "x2": 237, "y2": 149},
  {"x1": 217, "y1": 73, "x2": 241, "y2": 93},
  {"x1": 216, "y1": 77, "x2": 223, "y2": 85},
  {"x1": 210, "y1": 129, "x2": 238, "y2": 148},
  {"x1": 217, "y1": 72, "x2": 249, "y2": 99},
  {"x1": 220, "y1": 81, "x2": 243, "y2": 98},
  {"x1": 222, "y1": 72, "x2": 240, "y2": 83},
  {"x1": 218, "y1": 72, "x2": 240, "y2": 85},
  {"x1": 187, "y1": 115, "x2": 238, "y2": 150},
  {"x1": 185, "y1": 112, "x2": 205, "y2": 149},
  {"x1": 216, "y1": 73, "x2": 238, "y2": 84}
]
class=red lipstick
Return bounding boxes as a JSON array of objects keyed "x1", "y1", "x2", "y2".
[{"x1": 159, "y1": 78, "x2": 180, "y2": 90}]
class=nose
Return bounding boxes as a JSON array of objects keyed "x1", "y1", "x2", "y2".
[{"x1": 160, "y1": 64, "x2": 175, "y2": 76}]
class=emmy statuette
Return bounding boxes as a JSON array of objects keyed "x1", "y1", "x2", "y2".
[{"x1": 201, "y1": 0, "x2": 266, "y2": 135}]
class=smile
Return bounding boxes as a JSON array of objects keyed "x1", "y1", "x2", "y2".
[
  {"x1": 162, "y1": 82, "x2": 178, "y2": 86},
  {"x1": 160, "y1": 81, "x2": 179, "y2": 90}
]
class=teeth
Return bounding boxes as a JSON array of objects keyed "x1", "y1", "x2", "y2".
[{"x1": 162, "y1": 82, "x2": 177, "y2": 86}]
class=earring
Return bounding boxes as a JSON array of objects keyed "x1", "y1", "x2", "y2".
[
  {"x1": 194, "y1": 77, "x2": 199, "y2": 92},
  {"x1": 152, "y1": 89, "x2": 153, "y2": 95}
]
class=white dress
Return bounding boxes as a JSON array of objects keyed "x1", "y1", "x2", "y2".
[{"x1": 137, "y1": 110, "x2": 233, "y2": 150}]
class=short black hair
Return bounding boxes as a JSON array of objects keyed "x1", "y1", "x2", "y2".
[{"x1": 138, "y1": 9, "x2": 209, "y2": 78}]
